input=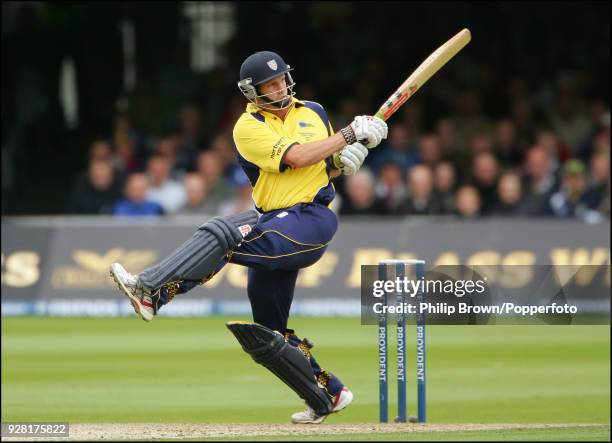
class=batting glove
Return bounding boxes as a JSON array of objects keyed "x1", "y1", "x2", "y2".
[
  {"x1": 341, "y1": 116, "x2": 388, "y2": 149},
  {"x1": 333, "y1": 142, "x2": 369, "y2": 176}
]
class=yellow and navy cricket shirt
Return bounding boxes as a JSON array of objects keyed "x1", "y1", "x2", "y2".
[{"x1": 232, "y1": 98, "x2": 335, "y2": 213}]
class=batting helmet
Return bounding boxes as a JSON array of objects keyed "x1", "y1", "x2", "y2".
[{"x1": 237, "y1": 51, "x2": 296, "y2": 108}]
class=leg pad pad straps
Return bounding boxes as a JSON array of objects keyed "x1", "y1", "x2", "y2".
[
  {"x1": 226, "y1": 322, "x2": 333, "y2": 416},
  {"x1": 139, "y1": 210, "x2": 259, "y2": 289}
]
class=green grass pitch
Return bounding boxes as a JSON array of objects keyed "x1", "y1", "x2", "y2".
[{"x1": 1, "y1": 317, "x2": 609, "y2": 440}]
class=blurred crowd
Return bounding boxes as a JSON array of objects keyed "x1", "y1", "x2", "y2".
[
  {"x1": 67, "y1": 91, "x2": 610, "y2": 223},
  {"x1": 336, "y1": 98, "x2": 610, "y2": 223},
  {"x1": 66, "y1": 110, "x2": 255, "y2": 217},
  {"x1": 4, "y1": 3, "x2": 609, "y2": 219}
]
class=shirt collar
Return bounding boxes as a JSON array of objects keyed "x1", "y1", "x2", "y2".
[{"x1": 246, "y1": 97, "x2": 304, "y2": 116}]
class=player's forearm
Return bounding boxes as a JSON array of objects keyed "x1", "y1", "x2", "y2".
[{"x1": 283, "y1": 133, "x2": 346, "y2": 169}]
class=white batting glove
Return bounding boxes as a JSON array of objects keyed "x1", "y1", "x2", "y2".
[
  {"x1": 333, "y1": 142, "x2": 369, "y2": 176},
  {"x1": 341, "y1": 116, "x2": 388, "y2": 149}
]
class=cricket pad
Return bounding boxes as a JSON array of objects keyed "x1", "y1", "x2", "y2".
[
  {"x1": 226, "y1": 321, "x2": 333, "y2": 416},
  {"x1": 139, "y1": 210, "x2": 259, "y2": 289}
]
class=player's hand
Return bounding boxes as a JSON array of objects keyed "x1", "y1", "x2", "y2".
[
  {"x1": 342, "y1": 116, "x2": 388, "y2": 149},
  {"x1": 333, "y1": 142, "x2": 368, "y2": 176}
]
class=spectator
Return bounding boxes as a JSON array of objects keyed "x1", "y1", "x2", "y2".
[
  {"x1": 436, "y1": 118, "x2": 460, "y2": 155},
  {"x1": 433, "y1": 161, "x2": 456, "y2": 214},
  {"x1": 88, "y1": 138, "x2": 127, "y2": 182},
  {"x1": 491, "y1": 172, "x2": 527, "y2": 216},
  {"x1": 113, "y1": 173, "x2": 164, "y2": 216},
  {"x1": 452, "y1": 91, "x2": 493, "y2": 147},
  {"x1": 340, "y1": 168, "x2": 388, "y2": 215},
  {"x1": 175, "y1": 104, "x2": 204, "y2": 171},
  {"x1": 548, "y1": 80, "x2": 592, "y2": 152},
  {"x1": 535, "y1": 130, "x2": 566, "y2": 169},
  {"x1": 218, "y1": 170, "x2": 256, "y2": 216},
  {"x1": 367, "y1": 122, "x2": 418, "y2": 173},
  {"x1": 210, "y1": 133, "x2": 238, "y2": 170},
  {"x1": 89, "y1": 139, "x2": 114, "y2": 163},
  {"x1": 454, "y1": 185, "x2": 481, "y2": 218},
  {"x1": 592, "y1": 125, "x2": 611, "y2": 156},
  {"x1": 399, "y1": 100, "x2": 422, "y2": 137},
  {"x1": 578, "y1": 111, "x2": 610, "y2": 161},
  {"x1": 521, "y1": 145, "x2": 559, "y2": 215},
  {"x1": 510, "y1": 97, "x2": 536, "y2": 146},
  {"x1": 145, "y1": 154, "x2": 187, "y2": 214},
  {"x1": 549, "y1": 160, "x2": 592, "y2": 219},
  {"x1": 418, "y1": 134, "x2": 443, "y2": 168},
  {"x1": 436, "y1": 118, "x2": 470, "y2": 182},
  {"x1": 583, "y1": 151, "x2": 611, "y2": 211},
  {"x1": 112, "y1": 115, "x2": 146, "y2": 173},
  {"x1": 154, "y1": 136, "x2": 180, "y2": 174},
  {"x1": 179, "y1": 173, "x2": 219, "y2": 215},
  {"x1": 472, "y1": 152, "x2": 500, "y2": 215},
  {"x1": 66, "y1": 159, "x2": 122, "y2": 214},
  {"x1": 196, "y1": 150, "x2": 234, "y2": 206},
  {"x1": 210, "y1": 133, "x2": 243, "y2": 179},
  {"x1": 398, "y1": 165, "x2": 441, "y2": 215},
  {"x1": 469, "y1": 133, "x2": 494, "y2": 156},
  {"x1": 493, "y1": 118, "x2": 522, "y2": 167},
  {"x1": 375, "y1": 162, "x2": 406, "y2": 214}
]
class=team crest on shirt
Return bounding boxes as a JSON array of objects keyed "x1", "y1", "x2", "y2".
[{"x1": 267, "y1": 60, "x2": 278, "y2": 70}]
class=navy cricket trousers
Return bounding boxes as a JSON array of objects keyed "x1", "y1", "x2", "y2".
[
  {"x1": 158, "y1": 201, "x2": 345, "y2": 396},
  {"x1": 226, "y1": 202, "x2": 338, "y2": 333}
]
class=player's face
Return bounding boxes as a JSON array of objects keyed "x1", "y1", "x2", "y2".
[{"x1": 258, "y1": 75, "x2": 288, "y2": 101}]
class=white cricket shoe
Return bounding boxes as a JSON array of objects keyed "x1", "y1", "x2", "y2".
[
  {"x1": 291, "y1": 387, "x2": 354, "y2": 424},
  {"x1": 110, "y1": 262, "x2": 157, "y2": 322}
]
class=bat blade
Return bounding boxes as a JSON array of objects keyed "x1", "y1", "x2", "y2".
[{"x1": 375, "y1": 28, "x2": 471, "y2": 121}]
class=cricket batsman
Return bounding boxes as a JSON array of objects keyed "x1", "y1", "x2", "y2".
[{"x1": 110, "y1": 51, "x2": 387, "y2": 423}]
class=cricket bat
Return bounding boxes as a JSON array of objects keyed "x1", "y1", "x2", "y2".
[{"x1": 375, "y1": 28, "x2": 471, "y2": 121}]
